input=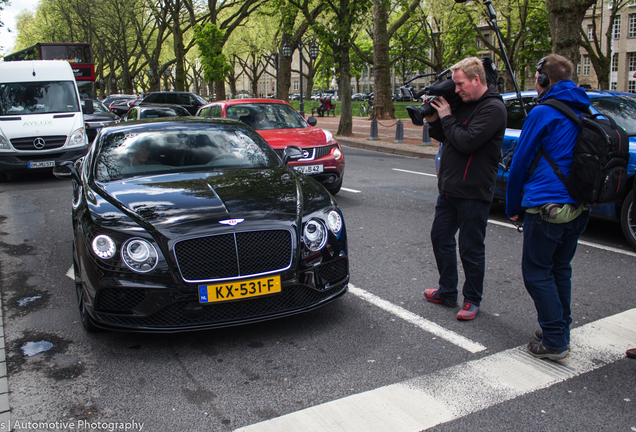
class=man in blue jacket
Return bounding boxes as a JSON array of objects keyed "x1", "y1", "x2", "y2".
[{"x1": 506, "y1": 54, "x2": 590, "y2": 360}]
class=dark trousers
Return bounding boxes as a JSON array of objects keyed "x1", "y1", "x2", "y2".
[
  {"x1": 430, "y1": 195, "x2": 491, "y2": 306},
  {"x1": 522, "y1": 210, "x2": 589, "y2": 351}
]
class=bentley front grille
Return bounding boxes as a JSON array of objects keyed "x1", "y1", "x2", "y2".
[{"x1": 174, "y1": 229, "x2": 293, "y2": 282}]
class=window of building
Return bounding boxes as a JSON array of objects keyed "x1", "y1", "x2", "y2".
[
  {"x1": 583, "y1": 55, "x2": 591, "y2": 76},
  {"x1": 294, "y1": 80, "x2": 299, "y2": 91},
  {"x1": 587, "y1": 24, "x2": 594, "y2": 40},
  {"x1": 629, "y1": 52, "x2": 636, "y2": 71},
  {"x1": 630, "y1": 14, "x2": 636, "y2": 38},
  {"x1": 628, "y1": 80, "x2": 636, "y2": 93},
  {"x1": 611, "y1": 82, "x2": 618, "y2": 90},
  {"x1": 476, "y1": 37, "x2": 482, "y2": 48},
  {"x1": 613, "y1": 53, "x2": 619, "y2": 72},
  {"x1": 613, "y1": 16, "x2": 621, "y2": 39}
]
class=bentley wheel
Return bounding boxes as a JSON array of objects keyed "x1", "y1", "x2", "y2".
[
  {"x1": 73, "y1": 251, "x2": 100, "y2": 333},
  {"x1": 620, "y1": 191, "x2": 636, "y2": 250}
]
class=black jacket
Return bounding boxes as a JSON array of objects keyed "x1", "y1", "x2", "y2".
[{"x1": 429, "y1": 85, "x2": 507, "y2": 202}]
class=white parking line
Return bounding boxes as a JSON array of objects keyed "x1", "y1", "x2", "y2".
[
  {"x1": 487, "y1": 219, "x2": 636, "y2": 258},
  {"x1": 349, "y1": 285, "x2": 486, "y2": 353},
  {"x1": 340, "y1": 187, "x2": 361, "y2": 193},
  {"x1": 392, "y1": 168, "x2": 437, "y2": 178},
  {"x1": 66, "y1": 267, "x2": 74, "y2": 280},
  {"x1": 234, "y1": 308, "x2": 636, "y2": 432}
]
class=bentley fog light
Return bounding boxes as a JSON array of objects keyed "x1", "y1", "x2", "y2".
[
  {"x1": 122, "y1": 238, "x2": 158, "y2": 272},
  {"x1": 92, "y1": 235, "x2": 116, "y2": 259},
  {"x1": 303, "y1": 220, "x2": 327, "y2": 251},
  {"x1": 327, "y1": 210, "x2": 342, "y2": 234}
]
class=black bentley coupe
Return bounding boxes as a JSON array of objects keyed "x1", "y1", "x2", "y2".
[{"x1": 53, "y1": 117, "x2": 349, "y2": 332}]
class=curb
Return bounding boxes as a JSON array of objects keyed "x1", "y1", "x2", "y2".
[
  {"x1": 337, "y1": 138, "x2": 437, "y2": 160},
  {"x1": 0, "y1": 294, "x2": 9, "y2": 431}
]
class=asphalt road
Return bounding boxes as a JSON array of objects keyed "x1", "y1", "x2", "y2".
[{"x1": 0, "y1": 147, "x2": 634, "y2": 432}]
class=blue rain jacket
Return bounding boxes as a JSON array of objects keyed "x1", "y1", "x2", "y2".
[{"x1": 505, "y1": 81, "x2": 590, "y2": 217}]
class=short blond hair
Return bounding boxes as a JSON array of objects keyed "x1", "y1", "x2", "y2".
[{"x1": 451, "y1": 57, "x2": 487, "y2": 87}]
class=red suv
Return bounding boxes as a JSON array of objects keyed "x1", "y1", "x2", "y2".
[{"x1": 196, "y1": 98, "x2": 345, "y2": 194}]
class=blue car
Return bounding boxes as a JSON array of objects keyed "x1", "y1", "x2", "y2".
[{"x1": 435, "y1": 90, "x2": 636, "y2": 249}]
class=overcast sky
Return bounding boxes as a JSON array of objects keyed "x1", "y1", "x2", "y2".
[{"x1": 1, "y1": 0, "x2": 40, "y2": 56}]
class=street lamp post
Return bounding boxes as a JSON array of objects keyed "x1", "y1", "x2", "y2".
[{"x1": 282, "y1": 38, "x2": 319, "y2": 117}]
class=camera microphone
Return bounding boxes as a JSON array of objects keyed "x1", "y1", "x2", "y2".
[{"x1": 413, "y1": 88, "x2": 428, "y2": 100}]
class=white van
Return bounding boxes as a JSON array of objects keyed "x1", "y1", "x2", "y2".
[{"x1": 0, "y1": 60, "x2": 91, "y2": 181}]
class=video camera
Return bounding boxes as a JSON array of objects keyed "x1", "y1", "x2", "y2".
[
  {"x1": 402, "y1": 69, "x2": 460, "y2": 127},
  {"x1": 402, "y1": 58, "x2": 499, "y2": 127}
]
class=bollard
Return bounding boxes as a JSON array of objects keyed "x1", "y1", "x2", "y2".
[
  {"x1": 420, "y1": 121, "x2": 433, "y2": 146},
  {"x1": 367, "y1": 118, "x2": 380, "y2": 141},
  {"x1": 393, "y1": 120, "x2": 404, "y2": 143}
]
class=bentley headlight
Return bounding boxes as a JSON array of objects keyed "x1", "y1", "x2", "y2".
[
  {"x1": 303, "y1": 219, "x2": 327, "y2": 251},
  {"x1": 122, "y1": 238, "x2": 158, "y2": 273},
  {"x1": 92, "y1": 235, "x2": 116, "y2": 259},
  {"x1": 68, "y1": 127, "x2": 87, "y2": 148},
  {"x1": 327, "y1": 210, "x2": 342, "y2": 234}
]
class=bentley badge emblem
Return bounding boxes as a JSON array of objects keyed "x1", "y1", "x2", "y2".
[{"x1": 219, "y1": 219, "x2": 244, "y2": 226}]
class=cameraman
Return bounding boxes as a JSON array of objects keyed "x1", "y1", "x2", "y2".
[{"x1": 423, "y1": 57, "x2": 507, "y2": 321}]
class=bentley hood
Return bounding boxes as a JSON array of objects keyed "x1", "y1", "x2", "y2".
[{"x1": 92, "y1": 167, "x2": 314, "y2": 235}]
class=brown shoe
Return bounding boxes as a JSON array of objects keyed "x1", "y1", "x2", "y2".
[{"x1": 626, "y1": 348, "x2": 636, "y2": 359}]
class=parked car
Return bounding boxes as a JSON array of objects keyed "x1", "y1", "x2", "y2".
[
  {"x1": 196, "y1": 98, "x2": 345, "y2": 195},
  {"x1": 82, "y1": 100, "x2": 120, "y2": 143},
  {"x1": 436, "y1": 90, "x2": 636, "y2": 248},
  {"x1": 108, "y1": 98, "x2": 141, "y2": 117},
  {"x1": 393, "y1": 92, "x2": 413, "y2": 102},
  {"x1": 352, "y1": 93, "x2": 364, "y2": 101},
  {"x1": 290, "y1": 94, "x2": 301, "y2": 100},
  {"x1": 52, "y1": 117, "x2": 349, "y2": 332},
  {"x1": 364, "y1": 92, "x2": 374, "y2": 101},
  {"x1": 140, "y1": 91, "x2": 207, "y2": 115},
  {"x1": 102, "y1": 94, "x2": 138, "y2": 107},
  {"x1": 124, "y1": 104, "x2": 191, "y2": 121}
]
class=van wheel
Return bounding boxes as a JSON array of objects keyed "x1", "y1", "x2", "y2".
[{"x1": 620, "y1": 191, "x2": 636, "y2": 250}]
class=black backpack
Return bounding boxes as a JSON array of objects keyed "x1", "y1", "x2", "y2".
[{"x1": 530, "y1": 99, "x2": 630, "y2": 206}]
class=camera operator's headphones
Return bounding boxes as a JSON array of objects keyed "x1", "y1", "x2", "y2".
[{"x1": 536, "y1": 58, "x2": 550, "y2": 88}]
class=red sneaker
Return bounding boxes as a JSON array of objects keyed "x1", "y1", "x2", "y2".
[
  {"x1": 423, "y1": 289, "x2": 458, "y2": 308},
  {"x1": 456, "y1": 302, "x2": 479, "y2": 320}
]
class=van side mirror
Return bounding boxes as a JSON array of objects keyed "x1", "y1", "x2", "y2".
[
  {"x1": 307, "y1": 116, "x2": 317, "y2": 127},
  {"x1": 83, "y1": 99, "x2": 94, "y2": 115}
]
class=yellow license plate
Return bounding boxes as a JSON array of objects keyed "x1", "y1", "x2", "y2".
[{"x1": 198, "y1": 275, "x2": 281, "y2": 304}]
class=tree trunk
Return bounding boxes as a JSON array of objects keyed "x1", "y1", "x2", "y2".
[
  {"x1": 172, "y1": 0, "x2": 186, "y2": 91},
  {"x1": 336, "y1": 45, "x2": 353, "y2": 136},
  {"x1": 371, "y1": 0, "x2": 395, "y2": 120},
  {"x1": 546, "y1": 0, "x2": 596, "y2": 81},
  {"x1": 215, "y1": 81, "x2": 226, "y2": 100}
]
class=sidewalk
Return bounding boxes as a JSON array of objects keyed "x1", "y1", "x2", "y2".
[{"x1": 313, "y1": 115, "x2": 438, "y2": 160}]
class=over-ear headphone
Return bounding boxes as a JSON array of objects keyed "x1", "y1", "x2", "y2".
[{"x1": 536, "y1": 59, "x2": 550, "y2": 88}]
